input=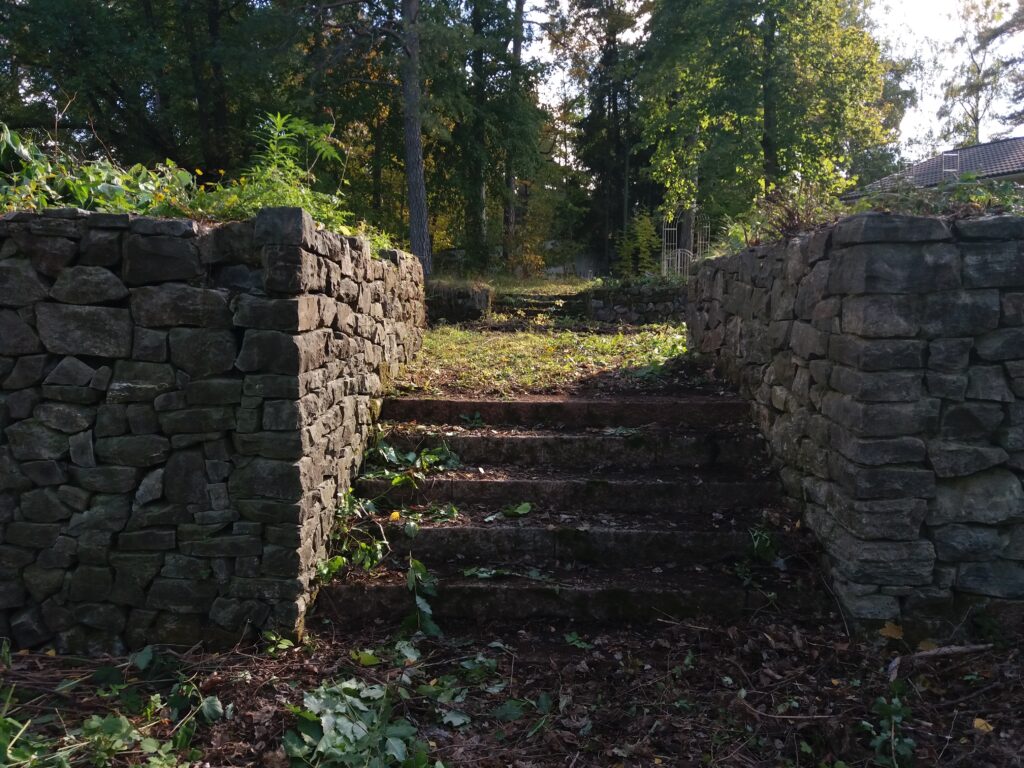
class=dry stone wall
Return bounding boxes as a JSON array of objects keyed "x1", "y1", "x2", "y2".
[
  {"x1": 0, "y1": 207, "x2": 425, "y2": 652},
  {"x1": 688, "y1": 213, "x2": 1024, "y2": 626},
  {"x1": 586, "y1": 283, "x2": 688, "y2": 324}
]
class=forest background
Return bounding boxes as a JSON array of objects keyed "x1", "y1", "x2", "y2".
[{"x1": 2, "y1": 0, "x2": 1023, "y2": 276}]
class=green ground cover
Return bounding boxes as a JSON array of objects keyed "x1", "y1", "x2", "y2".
[{"x1": 395, "y1": 324, "x2": 690, "y2": 396}]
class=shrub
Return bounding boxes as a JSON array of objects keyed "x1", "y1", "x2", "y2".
[{"x1": 0, "y1": 113, "x2": 374, "y2": 238}]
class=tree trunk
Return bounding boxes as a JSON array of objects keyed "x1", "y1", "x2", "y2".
[
  {"x1": 760, "y1": 8, "x2": 781, "y2": 187},
  {"x1": 400, "y1": 0, "x2": 432, "y2": 274},
  {"x1": 502, "y1": 0, "x2": 526, "y2": 265},
  {"x1": 466, "y1": 0, "x2": 489, "y2": 270},
  {"x1": 205, "y1": 0, "x2": 230, "y2": 169}
]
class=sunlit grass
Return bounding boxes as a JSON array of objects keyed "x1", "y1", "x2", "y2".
[{"x1": 396, "y1": 324, "x2": 689, "y2": 396}]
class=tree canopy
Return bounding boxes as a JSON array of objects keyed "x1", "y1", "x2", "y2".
[{"x1": 2, "y1": 0, "x2": 983, "y2": 273}]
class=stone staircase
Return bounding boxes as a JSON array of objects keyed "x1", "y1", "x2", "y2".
[
  {"x1": 490, "y1": 292, "x2": 588, "y2": 320},
  {"x1": 317, "y1": 393, "x2": 821, "y2": 626}
]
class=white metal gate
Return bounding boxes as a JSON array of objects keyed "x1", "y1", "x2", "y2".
[{"x1": 661, "y1": 208, "x2": 710, "y2": 279}]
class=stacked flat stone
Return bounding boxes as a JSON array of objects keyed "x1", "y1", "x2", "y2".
[
  {"x1": 0, "y1": 207, "x2": 425, "y2": 652},
  {"x1": 586, "y1": 284, "x2": 688, "y2": 325},
  {"x1": 688, "y1": 213, "x2": 1024, "y2": 625}
]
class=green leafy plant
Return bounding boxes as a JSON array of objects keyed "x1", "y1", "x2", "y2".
[
  {"x1": 403, "y1": 557, "x2": 442, "y2": 638},
  {"x1": 0, "y1": 116, "x2": 369, "y2": 237},
  {"x1": 749, "y1": 525, "x2": 779, "y2": 563},
  {"x1": 364, "y1": 443, "x2": 460, "y2": 489},
  {"x1": 262, "y1": 631, "x2": 297, "y2": 657},
  {"x1": 859, "y1": 695, "x2": 916, "y2": 768},
  {"x1": 283, "y1": 678, "x2": 441, "y2": 768}
]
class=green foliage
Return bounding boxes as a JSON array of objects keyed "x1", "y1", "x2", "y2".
[
  {"x1": 937, "y1": 0, "x2": 1013, "y2": 147},
  {"x1": 614, "y1": 210, "x2": 660, "y2": 278},
  {"x1": 364, "y1": 443, "x2": 461, "y2": 489},
  {"x1": 0, "y1": 646, "x2": 226, "y2": 768},
  {"x1": 399, "y1": 324, "x2": 689, "y2": 396},
  {"x1": 859, "y1": 695, "x2": 916, "y2": 767},
  {"x1": 641, "y1": 0, "x2": 894, "y2": 223},
  {"x1": 283, "y1": 678, "x2": 440, "y2": 768},
  {"x1": 0, "y1": 115, "x2": 356, "y2": 234},
  {"x1": 315, "y1": 493, "x2": 392, "y2": 584},
  {"x1": 854, "y1": 176, "x2": 1024, "y2": 218}
]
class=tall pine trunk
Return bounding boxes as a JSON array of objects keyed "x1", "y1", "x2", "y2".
[
  {"x1": 502, "y1": 0, "x2": 526, "y2": 265},
  {"x1": 466, "y1": 0, "x2": 489, "y2": 270},
  {"x1": 760, "y1": 8, "x2": 781, "y2": 187},
  {"x1": 401, "y1": 0, "x2": 432, "y2": 274}
]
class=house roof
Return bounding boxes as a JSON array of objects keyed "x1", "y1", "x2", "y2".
[{"x1": 863, "y1": 136, "x2": 1024, "y2": 193}]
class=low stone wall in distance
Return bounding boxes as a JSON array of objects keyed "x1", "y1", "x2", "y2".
[
  {"x1": 0, "y1": 207, "x2": 425, "y2": 652},
  {"x1": 586, "y1": 283, "x2": 687, "y2": 324},
  {"x1": 688, "y1": 213, "x2": 1024, "y2": 627}
]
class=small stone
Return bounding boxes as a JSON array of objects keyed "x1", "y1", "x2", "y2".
[
  {"x1": 21, "y1": 488, "x2": 73, "y2": 521},
  {"x1": 66, "y1": 494, "x2": 131, "y2": 534},
  {"x1": 130, "y1": 284, "x2": 232, "y2": 328},
  {"x1": 0, "y1": 309, "x2": 42, "y2": 355},
  {"x1": 44, "y1": 356, "x2": 95, "y2": 386},
  {"x1": 957, "y1": 560, "x2": 1024, "y2": 599},
  {"x1": 5, "y1": 419, "x2": 69, "y2": 460},
  {"x1": 926, "y1": 372, "x2": 968, "y2": 400},
  {"x1": 20, "y1": 461, "x2": 69, "y2": 487},
  {"x1": 23, "y1": 565, "x2": 65, "y2": 601},
  {"x1": 132, "y1": 327, "x2": 168, "y2": 362},
  {"x1": 976, "y1": 327, "x2": 1024, "y2": 361},
  {"x1": 940, "y1": 402, "x2": 1006, "y2": 440},
  {"x1": 927, "y1": 441, "x2": 1009, "y2": 477},
  {"x1": 185, "y1": 378, "x2": 243, "y2": 405},
  {"x1": 34, "y1": 402, "x2": 95, "y2": 433},
  {"x1": 920, "y1": 290, "x2": 1001, "y2": 338},
  {"x1": 107, "y1": 361, "x2": 176, "y2": 403},
  {"x1": 35, "y1": 304, "x2": 133, "y2": 357},
  {"x1": 49, "y1": 266, "x2": 128, "y2": 304},
  {"x1": 929, "y1": 469, "x2": 1024, "y2": 525},
  {"x1": 19, "y1": 235, "x2": 78, "y2": 276},
  {"x1": 168, "y1": 328, "x2": 237, "y2": 377},
  {"x1": 57, "y1": 485, "x2": 92, "y2": 511},
  {"x1": 79, "y1": 228, "x2": 122, "y2": 266},
  {"x1": 966, "y1": 366, "x2": 1014, "y2": 402},
  {"x1": 69, "y1": 430, "x2": 96, "y2": 467},
  {"x1": 932, "y1": 524, "x2": 1005, "y2": 561},
  {"x1": 95, "y1": 405, "x2": 128, "y2": 437},
  {"x1": 90, "y1": 368, "x2": 113, "y2": 393},
  {"x1": 0, "y1": 260, "x2": 50, "y2": 306},
  {"x1": 126, "y1": 403, "x2": 159, "y2": 434},
  {"x1": 962, "y1": 241, "x2": 1024, "y2": 287},
  {"x1": 11, "y1": 606, "x2": 49, "y2": 647},
  {"x1": 833, "y1": 213, "x2": 952, "y2": 245},
  {"x1": 5, "y1": 522, "x2": 61, "y2": 548},
  {"x1": 41, "y1": 384, "x2": 102, "y2": 404},
  {"x1": 163, "y1": 450, "x2": 207, "y2": 504},
  {"x1": 122, "y1": 234, "x2": 201, "y2": 285},
  {"x1": 158, "y1": 407, "x2": 235, "y2": 434},
  {"x1": 68, "y1": 566, "x2": 113, "y2": 602},
  {"x1": 118, "y1": 529, "x2": 176, "y2": 550},
  {"x1": 135, "y1": 469, "x2": 164, "y2": 506},
  {"x1": 70, "y1": 465, "x2": 139, "y2": 493},
  {"x1": 3, "y1": 355, "x2": 48, "y2": 389},
  {"x1": 95, "y1": 435, "x2": 171, "y2": 467},
  {"x1": 928, "y1": 338, "x2": 973, "y2": 372}
]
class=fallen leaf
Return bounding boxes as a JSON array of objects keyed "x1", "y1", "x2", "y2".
[
  {"x1": 879, "y1": 622, "x2": 904, "y2": 640},
  {"x1": 973, "y1": 717, "x2": 994, "y2": 734},
  {"x1": 917, "y1": 639, "x2": 938, "y2": 651}
]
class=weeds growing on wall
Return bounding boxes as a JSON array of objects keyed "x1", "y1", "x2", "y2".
[
  {"x1": 0, "y1": 115, "x2": 392, "y2": 245},
  {"x1": 710, "y1": 174, "x2": 1024, "y2": 256}
]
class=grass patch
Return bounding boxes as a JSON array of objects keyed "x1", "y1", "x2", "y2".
[
  {"x1": 395, "y1": 324, "x2": 689, "y2": 396},
  {"x1": 460, "y1": 274, "x2": 602, "y2": 298}
]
